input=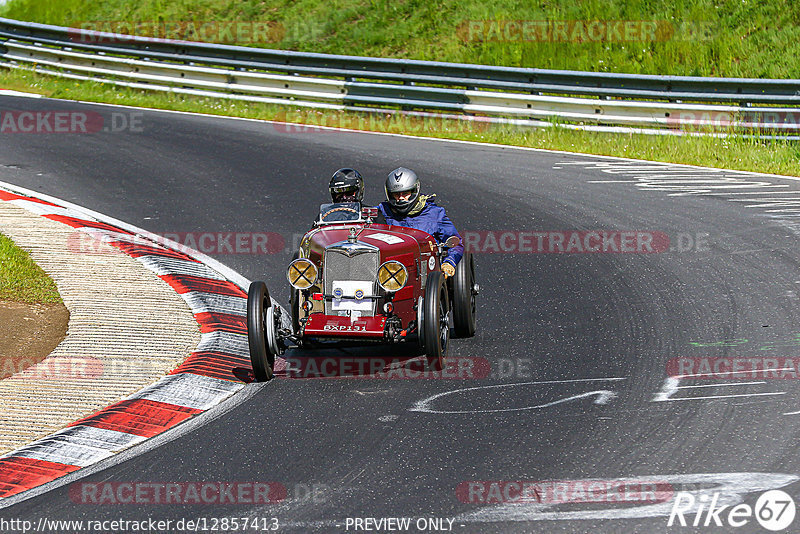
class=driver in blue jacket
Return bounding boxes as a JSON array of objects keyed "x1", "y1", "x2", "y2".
[{"x1": 377, "y1": 167, "x2": 463, "y2": 277}]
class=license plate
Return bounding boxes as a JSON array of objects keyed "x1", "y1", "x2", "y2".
[{"x1": 331, "y1": 280, "x2": 373, "y2": 311}]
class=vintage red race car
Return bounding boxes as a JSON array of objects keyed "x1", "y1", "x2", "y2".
[{"x1": 247, "y1": 202, "x2": 478, "y2": 381}]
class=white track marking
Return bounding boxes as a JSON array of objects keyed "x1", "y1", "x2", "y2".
[
  {"x1": 676, "y1": 369, "x2": 795, "y2": 379},
  {"x1": 0, "y1": 90, "x2": 43, "y2": 98},
  {"x1": 733, "y1": 199, "x2": 800, "y2": 209},
  {"x1": 653, "y1": 374, "x2": 788, "y2": 402},
  {"x1": 418, "y1": 391, "x2": 618, "y2": 414},
  {"x1": 565, "y1": 160, "x2": 800, "y2": 221},
  {"x1": 2, "y1": 426, "x2": 146, "y2": 467},
  {"x1": 675, "y1": 381, "x2": 766, "y2": 389},
  {"x1": 127, "y1": 373, "x2": 244, "y2": 411},
  {"x1": 410, "y1": 378, "x2": 625, "y2": 414},
  {"x1": 455, "y1": 472, "x2": 799, "y2": 523},
  {"x1": 658, "y1": 392, "x2": 786, "y2": 401},
  {"x1": 714, "y1": 190, "x2": 800, "y2": 195}
]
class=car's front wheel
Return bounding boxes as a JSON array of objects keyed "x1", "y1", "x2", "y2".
[
  {"x1": 423, "y1": 271, "x2": 449, "y2": 371},
  {"x1": 452, "y1": 252, "x2": 477, "y2": 338},
  {"x1": 247, "y1": 281, "x2": 275, "y2": 381}
]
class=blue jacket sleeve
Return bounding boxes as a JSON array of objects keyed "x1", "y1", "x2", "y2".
[{"x1": 438, "y1": 209, "x2": 464, "y2": 267}]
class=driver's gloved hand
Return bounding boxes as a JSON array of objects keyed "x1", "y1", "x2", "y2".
[{"x1": 442, "y1": 263, "x2": 455, "y2": 278}]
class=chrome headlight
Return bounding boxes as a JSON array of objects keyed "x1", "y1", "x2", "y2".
[
  {"x1": 377, "y1": 260, "x2": 408, "y2": 292},
  {"x1": 287, "y1": 258, "x2": 318, "y2": 290}
]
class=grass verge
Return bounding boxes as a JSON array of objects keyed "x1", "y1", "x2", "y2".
[
  {"x1": 0, "y1": 231, "x2": 62, "y2": 304},
  {"x1": 2, "y1": 67, "x2": 799, "y2": 177}
]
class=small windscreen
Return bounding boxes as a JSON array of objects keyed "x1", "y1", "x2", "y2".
[{"x1": 317, "y1": 202, "x2": 363, "y2": 223}]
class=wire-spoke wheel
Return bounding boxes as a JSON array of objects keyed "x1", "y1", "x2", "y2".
[{"x1": 424, "y1": 271, "x2": 449, "y2": 371}]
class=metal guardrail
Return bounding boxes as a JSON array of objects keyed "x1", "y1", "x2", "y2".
[{"x1": 1, "y1": 17, "x2": 800, "y2": 134}]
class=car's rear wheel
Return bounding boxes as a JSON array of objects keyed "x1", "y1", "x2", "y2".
[
  {"x1": 452, "y1": 252, "x2": 477, "y2": 338},
  {"x1": 247, "y1": 281, "x2": 275, "y2": 381},
  {"x1": 424, "y1": 271, "x2": 449, "y2": 371},
  {"x1": 415, "y1": 295, "x2": 425, "y2": 354}
]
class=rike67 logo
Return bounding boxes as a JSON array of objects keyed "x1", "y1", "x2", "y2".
[{"x1": 668, "y1": 489, "x2": 795, "y2": 531}]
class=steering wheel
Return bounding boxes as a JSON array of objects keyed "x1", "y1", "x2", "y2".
[{"x1": 320, "y1": 206, "x2": 360, "y2": 222}]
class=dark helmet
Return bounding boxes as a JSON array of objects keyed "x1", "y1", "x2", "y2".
[
  {"x1": 329, "y1": 168, "x2": 364, "y2": 203},
  {"x1": 385, "y1": 167, "x2": 420, "y2": 216}
]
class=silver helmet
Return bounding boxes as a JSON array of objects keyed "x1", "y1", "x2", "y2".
[{"x1": 385, "y1": 167, "x2": 420, "y2": 216}]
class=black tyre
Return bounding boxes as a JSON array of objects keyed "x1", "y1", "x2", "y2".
[
  {"x1": 424, "y1": 271, "x2": 449, "y2": 371},
  {"x1": 452, "y1": 252, "x2": 477, "y2": 338},
  {"x1": 247, "y1": 281, "x2": 274, "y2": 381}
]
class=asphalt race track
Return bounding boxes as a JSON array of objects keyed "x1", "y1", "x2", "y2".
[{"x1": 4, "y1": 95, "x2": 800, "y2": 533}]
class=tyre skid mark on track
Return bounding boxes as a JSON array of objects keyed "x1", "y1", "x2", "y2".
[{"x1": 0, "y1": 187, "x2": 260, "y2": 500}]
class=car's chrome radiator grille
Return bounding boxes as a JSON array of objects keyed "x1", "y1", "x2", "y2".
[{"x1": 324, "y1": 249, "x2": 379, "y2": 315}]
